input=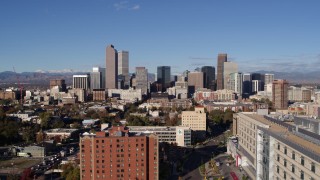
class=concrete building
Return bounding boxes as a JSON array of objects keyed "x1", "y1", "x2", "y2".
[
  {"x1": 167, "y1": 86, "x2": 188, "y2": 99},
  {"x1": 201, "y1": 66, "x2": 215, "y2": 90},
  {"x1": 229, "y1": 72, "x2": 243, "y2": 96},
  {"x1": 288, "y1": 86, "x2": 312, "y2": 102},
  {"x1": 43, "y1": 128, "x2": 79, "y2": 142},
  {"x1": 217, "y1": 53, "x2": 227, "y2": 90},
  {"x1": 106, "y1": 45, "x2": 118, "y2": 89},
  {"x1": 80, "y1": 126, "x2": 159, "y2": 180},
  {"x1": 69, "y1": 88, "x2": 86, "y2": 102},
  {"x1": 223, "y1": 61, "x2": 238, "y2": 90},
  {"x1": 128, "y1": 126, "x2": 191, "y2": 147},
  {"x1": 73, "y1": 75, "x2": 90, "y2": 90},
  {"x1": 50, "y1": 79, "x2": 66, "y2": 92},
  {"x1": 157, "y1": 66, "x2": 171, "y2": 92},
  {"x1": 135, "y1": 67, "x2": 148, "y2": 95},
  {"x1": 108, "y1": 88, "x2": 142, "y2": 101},
  {"x1": 187, "y1": 72, "x2": 204, "y2": 94},
  {"x1": 181, "y1": 106, "x2": 206, "y2": 131},
  {"x1": 233, "y1": 112, "x2": 320, "y2": 180},
  {"x1": 92, "y1": 89, "x2": 106, "y2": 101},
  {"x1": 264, "y1": 74, "x2": 274, "y2": 85},
  {"x1": 118, "y1": 51, "x2": 129, "y2": 87},
  {"x1": 273, "y1": 79, "x2": 289, "y2": 109},
  {"x1": 194, "y1": 89, "x2": 236, "y2": 102}
]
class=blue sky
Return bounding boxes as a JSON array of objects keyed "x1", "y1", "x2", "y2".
[{"x1": 1, "y1": 0, "x2": 320, "y2": 74}]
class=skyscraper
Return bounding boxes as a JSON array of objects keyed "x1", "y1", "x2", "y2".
[
  {"x1": 272, "y1": 79, "x2": 289, "y2": 109},
  {"x1": 264, "y1": 74, "x2": 274, "y2": 85},
  {"x1": 187, "y1": 72, "x2": 204, "y2": 93},
  {"x1": 242, "y1": 73, "x2": 252, "y2": 98},
  {"x1": 106, "y1": 45, "x2": 118, "y2": 89},
  {"x1": 73, "y1": 74, "x2": 90, "y2": 90},
  {"x1": 230, "y1": 72, "x2": 243, "y2": 95},
  {"x1": 201, "y1": 66, "x2": 215, "y2": 90},
  {"x1": 118, "y1": 51, "x2": 129, "y2": 87},
  {"x1": 135, "y1": 67, "x2": 148, "y2": 95},
  {"x1": 223, "y1": 61, "x2": 238, "y2": 90},
  {"x1": 157, "y1": 66, "x2": 171, "y2": 92},
  {"x1": 217, "y1": 54, "x2": 227, "y2": 90},
  {"x1": 90, "y1": 67, "x2": 105, "y2": 89}
]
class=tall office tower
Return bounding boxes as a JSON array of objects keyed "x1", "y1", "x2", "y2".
[
  {"x1": 90, "y1": 67, "x2": 104, "y2": 89},
  {"x1": 73, "y1": 74, "x2": 90, "y2": 90},
  {"x1": 187, "y1": 72, "x2": 204, "y2": 93},
  {"x1": 106, "y1": 45, "x2": 118, "y2": 89},
  {"x1": 264, "y1": 74, "x2": 274, "y2": 85},
  {"x1": 223, "y1": 61, "x2": 238, "y2": 90},
  {"x1": 118, "y1": 51, "x2": 129, "y2": 88},
  {"x1": 217, "y1": 53, "x2": 227, "y2": 90},
  {"x1": 272, "y1": 79, "x2": 289, "y2": 109},
  {"x1": 157, "y1": 66, "x2": 171, "y2": 92},
  {"x1": 251, "y1": 73, "x2": 265, "y2": 91},
  {"x1": 80, "y1": 126, "x2": 159, "y2": 180},
  {"x1": 242, "y1": 73, "x2": 252, "y2": 98},
  {"x1": 50, "y1": 79, "x2": 66, "y2": 92},
  {"x1": 252, "y1": 80, "x2": 262, "y2": 94},
  {"x1": 201, "y1": 66, "x2": 215, "y2": 90},
  {"x1": 135, "y1": 67, "x2": 148, "y2": 95},
  {"x1": 230, "y1": 72, "x2": 243, "y2": 96}
]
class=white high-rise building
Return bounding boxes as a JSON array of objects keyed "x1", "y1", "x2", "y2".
[
  {"x1": 223, "y1": 62, "x2": 238, "y2": 90},
  {"x1": 229, "y1": 72, "x2": 243, "y2": 96},
  {"x1": 264, "y1": 74, "x2": 274, "y2": 85},
  {"x1": 90, "y1": 67, "x2": 105, "y2": 89},
  {"x1": 135, "y1": 67, "x2": 148, "y2": 95}
]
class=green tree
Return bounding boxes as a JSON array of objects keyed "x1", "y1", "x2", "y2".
[
  {"x1": 39, "y1": 112, "x2": 51, "y2": 129},
  {"x1": 223, "y1": 109, "x2": 233, "y2": 124},
  {"x1": 61, "y1": 163, "x2": 80, "y2": 180},
  {"x1": 209, "y1": 110, "x2": 224, "y2": 124}
]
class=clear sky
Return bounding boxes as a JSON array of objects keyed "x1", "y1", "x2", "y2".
[{"x1": 1, "y1": 0, "x2": 320, "y2": 74}]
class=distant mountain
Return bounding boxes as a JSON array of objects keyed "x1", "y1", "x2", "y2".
[{"x1": 252, "y1": 70, "x2": 320, "y2": 84}]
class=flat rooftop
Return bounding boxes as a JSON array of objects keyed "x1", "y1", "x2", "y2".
[{"x1": 246, "y1": 114, "x2": 320, "y2": 155}]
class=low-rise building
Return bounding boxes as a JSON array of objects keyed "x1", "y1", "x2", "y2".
[
  {"x1": 181, "y1": 106, "x2": 206, "y2": 131},
  {"x1": 108, "y1": 88, "x2": 142, "y2": 101},
  {"x1": 43, "y1": 128, "x2": 80, "y2": 142},
  {"x1": 128, "y1": 126, "x2": 192, "y2": 147}
]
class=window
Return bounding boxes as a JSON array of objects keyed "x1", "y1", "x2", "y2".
[
  {"x1": 277, "y1": 166, "x2": 279, "y2": 173},
  {"x1": 292, "y1": 151, "x2": 295, "y2": 160},
  {"x1": 284, "y1": 147, "x2": 287, "y2": 155},
  {"x1": 292, "y1": 164, "x2": 295, "y2": 173},
  {"x1": 301, "y1": 156, "x2": 305, "y2": 166},
  {"x1": 283, "y1": 171, "x2": 286, "y2": 179},
  {"x1": 277, "y1": 154, "x2": 280, "y2": 162},
  {"x1": 277, "y1": 143, "x2": 280, "y2": 150},
  {"x1": 311, "y1": 162, "x2": 315, "y2": 173},
  {"x1": 284, "y1": 159, "x2": 287, "y2": 167},
  {"x1": 300, "y1": 171, "x2": 304, "y2": 180}
]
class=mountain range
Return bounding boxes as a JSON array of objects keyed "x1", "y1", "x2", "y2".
[{"x1": 0, "y1": 70, "x2": 319, "y2": 88}]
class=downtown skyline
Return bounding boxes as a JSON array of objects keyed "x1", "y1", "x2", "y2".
[{"x1": 1, "y1": 0, "x2": 320, "y2": 74}]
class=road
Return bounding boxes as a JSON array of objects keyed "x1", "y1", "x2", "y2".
[{"x1": 169, "y1": 133, "x2": 227, "y2": 180}]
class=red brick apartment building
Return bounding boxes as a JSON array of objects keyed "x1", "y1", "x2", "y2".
[{"x1": 80, "y1": 126, "x2": 159, "y2": 180}]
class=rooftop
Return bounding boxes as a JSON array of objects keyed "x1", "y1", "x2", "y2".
[{"x1": 245, "y1": 114, "x2": 320, "y2": 155}]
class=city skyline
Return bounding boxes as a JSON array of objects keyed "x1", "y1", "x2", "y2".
[{"x1": 1, "y1": 1, "x2": 320, "y2": 73}]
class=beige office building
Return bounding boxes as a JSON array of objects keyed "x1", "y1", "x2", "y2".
[
  {"x1": 188, "y1": 72, "x2": 204, "y2": 91},
  {"x1": 106, "y1": 45, "x2": 118, "y2": 89},
  {"x1": 233, "y1": 112, "x2": 320, "y2": 180},
  {"x1": 223, "y1": 61, "x2": 238, "y2": 90},
  {"x1": 181, "y1": 106, "x2": 206, "y2": 131}
]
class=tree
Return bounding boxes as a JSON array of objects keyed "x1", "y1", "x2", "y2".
[
  {"x1": 36, "y1": 131, "x2": 46, "y2": 144},
  {"x1": 223, "y1": 109, "x2": 233, "y2": 124},
  {"x1": 39, "y1": 112, "x2": 51, "y2": 129},
  {"x1": 61, "y1": 163, "x2": 80, "y2": 180},
  {"x1": 209, "y1": 110, "x2": 224, "y2": 124}
]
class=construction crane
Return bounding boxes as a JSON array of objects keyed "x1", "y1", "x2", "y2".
[{"x1": 13, "y1": 67, "x2": 23, "y2": 105}]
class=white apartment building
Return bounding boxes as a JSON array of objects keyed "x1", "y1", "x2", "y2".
[
  {"x1": 233, "y1": 112, "x2": 320, "y2": 180},
  {"x1": 108, "y1": 88, "x2": 142, "y2": 101},
  {"x1": 128, "y1": 126, "x2": 192, "y2": 147}
]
